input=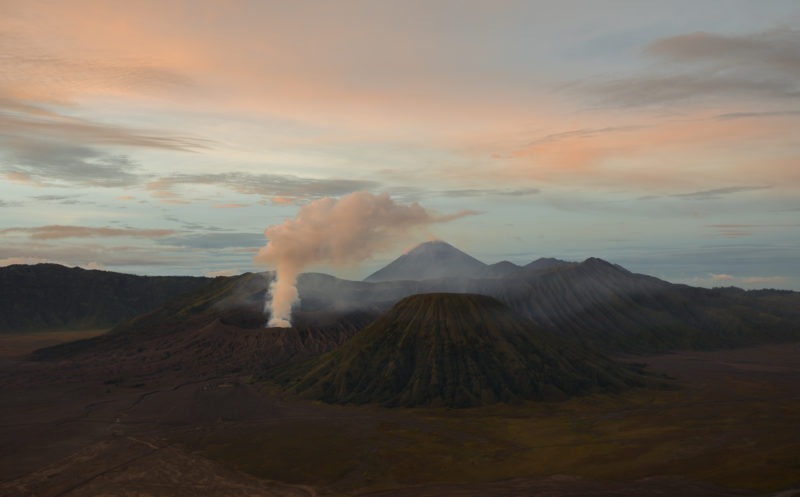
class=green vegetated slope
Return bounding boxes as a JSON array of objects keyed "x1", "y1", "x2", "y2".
[
  {"x1": 500, "y1": 258, "x2": 800, "y2": 354},
  {"x1": 266, "y1": 293, "x2": 645, "y2": 407},
  {"x1": 0, "y1": 264, "x2": 210, "y2": 334}
]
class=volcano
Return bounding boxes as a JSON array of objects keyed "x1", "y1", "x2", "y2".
[
  {"x1": 364, "y1": 241, "x2": 487, "y2": 282},
  {"x1": 267, "y1": 293, "x2": 644, "y2": 407}
]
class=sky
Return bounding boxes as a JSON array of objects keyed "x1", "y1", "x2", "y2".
[{"x1": 1, "y1": 0, "x2": 799, "y2": 289}]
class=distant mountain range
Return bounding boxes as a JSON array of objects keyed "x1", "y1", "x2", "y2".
[
  {"x1": 15, "y1": 240, "x2": 800, "y2": 405},
  {"x1": 0, "y1": 264, "x2": 209, "y2": 334},
  {"x1": 364, "y1": 240, "x2": 570, "y2": 281}
]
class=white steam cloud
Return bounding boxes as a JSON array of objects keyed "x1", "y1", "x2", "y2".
[{"x1": 253, "y1": 191, "x2": 476, "y2": 327}]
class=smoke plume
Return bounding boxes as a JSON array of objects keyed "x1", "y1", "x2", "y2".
[{"x1": 253, "y1": 191, "x2": 476, "y2": 327}]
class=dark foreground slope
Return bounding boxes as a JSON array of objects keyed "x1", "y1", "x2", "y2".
[
  {"x1": 5, "y1": 344, "x2": 800, "y2": 496},
  {"x1": 266, "y1": 293, "x2": 645, "y2": 407},
  {"x1": 0, "y1": 264, "x2": 209, "y2": 333}
]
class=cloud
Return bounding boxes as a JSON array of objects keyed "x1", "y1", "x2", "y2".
[
  {"x1": 710, "y1": 273, "x2": 735, "y2": 281},
  {"x1": 585, "y1": 74, "x2": 799, "y2": 108},
  {"x1": 4, "y1": 171, "x2": 41, "y2": 185},
  {"x1": 711, "y1": 229, "x2": 751, "y2": 238},
  {"x1": 0, "y1": 98, "x2": 64, "y2": 118},
  {"x1": 29, "y1": 194, "x2": 91, "y2": 205},
  {"x1": 212, "y1": 203, "x2": 248, "y2": 209},
  {"x1": 706, "y1": 223, "x2": 800, "y2": 228},
  {"x1": 0, "y1": 243, "x2": 192, "y2": 268},
  {"x1": 715, "y1": 110, "x2": 800, "y2": 121},
  {"x1": 432, "y1": 209, "x2": 481, "y2": 222},
  {"x1": 741, "y1": 276, "x2": 786, "y2": 286},
  {"x1": 270, "y1": 196, "x2": 295, "y2": 205},
  {"x1": 1, "y1": 225, "x2": 176, "y2": 240},
  {"x1": 495, "y1": 112, "x2": 798, "y2": 192},
  {"x1": 702, "y1": 222, "x2": 800, "y2": 239},
  {"x1": 0, "y1": 97, "x2": 209, "y2": 189},
  {"x1": 0, "y1": 10, "x2": 194, "y2": 104},
  {"x1": 146, "y1": 172, "x2": 380, "y2": 203},
  {"x1": 527, "y1": 126, "x2": 645, "y2": 147},
  {"x1": 580, "y1": 28, "x2": 800, "y2": 107},
  {"x1": 0, "y1": 103, "x2": 209, "y2": 152},
  {"x1": 645, "y1": 28, "x2": 800, "y2": 73},
  {"x1": 583, "y1": 74, "x2": 800, "y2": 106},
  {"x1": 157, "y1": 232, "x2": 266, "y2": 249},
  {"x1": 0, "y1": 137, "x2": 144, "y2": 187},
  {"x1": 672, "y1": 186, "x2": 770, "y2": 200},
  {"x1": 161, "y1": 215, "x2": 230, "y2": 232},
  {"x1": 439, "y1": 188, "x2": 541, "y2": 198},
  {"x1": 30, "y1": 194, "x2": 82, "y2": 202}
]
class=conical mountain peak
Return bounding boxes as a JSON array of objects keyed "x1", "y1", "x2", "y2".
[
  {"x1": 266, "y1": 293, "x2": 643, "y2": 407},
  {"x1": 364, "y1": 240, "x2": 487, "y2": 282}
]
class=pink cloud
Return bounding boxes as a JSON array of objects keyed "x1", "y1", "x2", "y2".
[
  {"x1": 212, "y1": 203, "x2": 248, "y2": 209},
  {"x1": 270, "y1": 196, "x2": 295, "y2": 205},
  {"x1": 741, "y1": 276, "x2": 786, "y2": 286}
]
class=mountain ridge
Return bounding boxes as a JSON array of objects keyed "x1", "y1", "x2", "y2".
[
  {"x1": 23, "y1": 241, "x2": 800, "y2": 366},
  {"x1": 265, "y1": 293, "x2": 645, "y2": 407},
  {"x1": 365, "y1": 241, "x2": 487, "y2": 282},
  {"x1": 0, "y1": 263, "x2": 210, "y2": 334}
]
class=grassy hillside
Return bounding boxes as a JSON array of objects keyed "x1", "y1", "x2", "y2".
[{"x1": 265, "y1": 293, "x2": 646, "y2": 407}]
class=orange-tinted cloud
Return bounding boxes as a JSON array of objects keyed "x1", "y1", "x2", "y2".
[
  {"x1": 741, "y1": 276, "x2": 786, "y2": 286},
  {"x1": 1, "y1": 225, "x2": 175, "y2": 240},
  {"x1": 212, "y1": 203, "x2": 248, "y2": 209},
  {"x1": 481, "y1": 112, "x2": 799, "y2": 192},
  {"x1": 2, "y1": 0, "x2": 799, "y2": 201}
]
